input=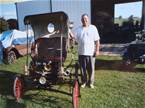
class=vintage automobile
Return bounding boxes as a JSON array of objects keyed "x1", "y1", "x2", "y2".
[
  {"x1": 0, "y1": 30, "x2": 33, "y2": 64},
  {"x1": 122, "y1": 31, "x2": 145, "y2": 65},
  {"x1": 13, "y1": 12, "x2": 80, "y2": 108},
  {"x1": 3, "y1": 44, "x2": 30, "y2": 64}
]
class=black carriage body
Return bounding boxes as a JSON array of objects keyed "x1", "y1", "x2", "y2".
[
  {"x1": 24, "y1": 12, "x2": 69, "y2": 84},
  {"x1": 24, "y1": 12, "x2": 68, "y2": 39},
  {"x1": 24, "y1": 12, "x2": 68, "y2": 61}
]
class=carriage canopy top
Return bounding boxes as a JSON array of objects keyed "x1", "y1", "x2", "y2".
[{"x1": 24, "y1": 11, "x2": 69, "y2": 39}]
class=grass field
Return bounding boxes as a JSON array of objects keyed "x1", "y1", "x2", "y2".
[{"x1": 0, "y1": 54, "x2": 145, "y2": 108}]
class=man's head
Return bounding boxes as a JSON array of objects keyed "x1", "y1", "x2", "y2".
[{"x1": 81, "y1": 14, "x2": 89, "y2": 27}]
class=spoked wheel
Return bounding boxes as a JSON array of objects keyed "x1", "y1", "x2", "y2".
[
  {"x1": 72, "y1": 80, "x2": 79, "y2": 108},
  {"x1": 13, "y1": 76, "x2": 23, "y2": 101}
]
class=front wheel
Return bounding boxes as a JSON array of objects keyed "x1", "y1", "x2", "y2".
[
  {"x1": 13, "y1": 76, "x2": 23, "y2": 101},
  {"x1": 72, "y1": 80, "x2": 80, "y2": 108}
]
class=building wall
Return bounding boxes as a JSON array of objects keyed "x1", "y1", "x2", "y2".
[
  {"x1": 52, "y1": 0, "x2": 91, "y2": 29},
  {"x1": 91, "y1": 0, "x2": 114, "y2": 43},
  {"x1": 16, "y1": 1, "x2": 51, "y2": 31},
  {"x1": 16, "y1": 0, "x2": 91, "y2": 31},
  {"x1": 142, "y1": 0, "x2": 145, "y2": 30}
]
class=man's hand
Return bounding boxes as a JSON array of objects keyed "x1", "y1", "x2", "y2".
[
  {"x1": 95, "y1": 40, "x2": 100, "y2": 56},
  {"x1": 93, "y1": 50, "x2": 99, "y2": 57},
  {"x1": 95, "y1": 50, "x2": 99, "y2": 56}
]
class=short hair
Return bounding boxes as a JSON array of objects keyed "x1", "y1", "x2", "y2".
[{"x1": 81, "y1": 13, "x2": 89, "y2": 19}]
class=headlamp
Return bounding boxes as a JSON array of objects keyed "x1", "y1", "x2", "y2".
[{"x1": 39, "y1": 77, "x2": 46, "y2": 85}]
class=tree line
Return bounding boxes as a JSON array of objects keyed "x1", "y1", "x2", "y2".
[{"x1": 0, "y1": 17, "x2": 18, "y2": 33}]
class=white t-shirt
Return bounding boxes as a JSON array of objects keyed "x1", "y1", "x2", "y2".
[{"x1": 75, "y1": 25, "x2": 100, "y2": 56}]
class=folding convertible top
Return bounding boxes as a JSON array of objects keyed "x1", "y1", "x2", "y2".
[{"x1": 24, "y1": 11, "x2": 68, "y2": 39}]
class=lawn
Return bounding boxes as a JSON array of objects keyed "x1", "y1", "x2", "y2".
[{"x1": 0, "y1": 54, "x2": 145, "y2": 108}]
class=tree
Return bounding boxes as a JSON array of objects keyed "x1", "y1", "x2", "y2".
[
  {"x1": 0, "y1": 17, "x2": 9, "y2": 33},
  {"x1": 7, "y1": 19, "x2": 18, "y2": 30},
  {"x1": 119, "y1": 16, "x2": 122, "y2": 20},
  {"x1": 128, "y1": 15, "x2": 134, "y2": 23}
]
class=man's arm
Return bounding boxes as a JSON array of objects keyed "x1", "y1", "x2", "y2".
[{"x1": 95, "y1": 40, "x2": 100, "y2": 56}]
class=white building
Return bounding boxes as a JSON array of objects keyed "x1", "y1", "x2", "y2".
[{"x1": 16, "y1": 0, "x2": 91, "y2": 31}]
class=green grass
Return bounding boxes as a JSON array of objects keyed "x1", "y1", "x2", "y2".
[{"x1": 0, "y1": 54, "x2": 145, "y2": 108}]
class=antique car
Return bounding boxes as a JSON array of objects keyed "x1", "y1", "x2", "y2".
[
  {"x1": 13, "y1": 12, "x2": 80, "y2": 108},
  {"x1": 122, "y1": 31, "x2": 145, "y2": 65}
]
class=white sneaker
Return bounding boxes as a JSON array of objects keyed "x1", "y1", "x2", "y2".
[
  {"x1": 90, "y1": 84, "x2": 94, "y2": 89},
  {"x1": 81, "y1": 83, "x2": 86, "y2": 88}
]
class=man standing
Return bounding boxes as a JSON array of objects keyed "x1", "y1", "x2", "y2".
[{"x1": 75, "y1": 14, "x2": 100, "y2": 88}]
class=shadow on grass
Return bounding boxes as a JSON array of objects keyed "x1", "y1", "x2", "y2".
[
  {"x1": 5, "y1": 99, "x2": 26, "y2": 108},
  {"x1": 0, "y1": 70, "x2": 72, "y2": 108},
  {"x1": 0, "y1": 70, "x2": 18, "y2": 96},
  {"x1": 22, "y1": 80, "x2": 73, "y2": 107},
  {"x1": 23, "y1": 92, "x2": 72, "y2": 108},
  {"x1": 0, "y1": 70, "x2": 26, "y2": 108},
  {"x1": 95, "y1": 58, "x2": 145, "y2": 73}
]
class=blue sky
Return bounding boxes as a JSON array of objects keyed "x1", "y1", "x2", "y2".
[
  {"x1": 0, "y1": 1, "x2": 143, "y2": 20},
  {"x1": 0, "y1": 3, "x2": 17, "y2": 19},
  {"x1": 115, "y1": 1, "x2": 142, "y2": 18}
]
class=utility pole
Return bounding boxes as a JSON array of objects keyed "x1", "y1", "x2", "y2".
[{"x1": 50, "y1": 0, "x2": 52, "y2": 13}]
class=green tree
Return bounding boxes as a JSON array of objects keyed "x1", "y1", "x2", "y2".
[
  {"x1": 128, "y1": 15, "x2": 134, "y2": 23},
  {"x1": 7, "y1": 19, "x2": 18, "y2": 30},
  {"x1": 0, "y1": 17, "x2": 9, "y2": 33},
  {"x1": 119, "y1": 16, "x2": 122, "y2": 20}
]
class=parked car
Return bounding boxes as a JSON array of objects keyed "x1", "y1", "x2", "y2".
[
  {"x1": 122, "y1": 31, "x2": 145, "y2": 65},
  {"x1": 0, "y1": 29, "x2": 33, "y2": 64}
]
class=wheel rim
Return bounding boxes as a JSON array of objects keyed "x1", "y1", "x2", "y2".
[
  {"x1": 73, "y1": 80, "x2": 79, "y2": 108},
  {"x1": 13, "y1": 77, "x2": 22, "y2": 100}
]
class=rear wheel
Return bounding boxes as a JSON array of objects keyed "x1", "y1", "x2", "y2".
[
  {"x1": 72, "y1": 80, "x2": 79, "y2": 108},
  {"x1": 6, "y1": 50, "x2": 17, "y2": 64},
  {"x1": 13, "y1": 76, "x2": 23, "y2": 101},
  {"x1": 122, "y1": 59, "x2": 136, "y2": 71}
]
